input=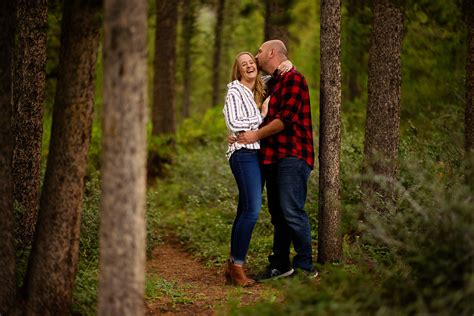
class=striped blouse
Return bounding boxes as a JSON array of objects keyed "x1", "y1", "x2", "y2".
[{"x1": 223, "y1": 80, "x2": 263, "y2": 159}]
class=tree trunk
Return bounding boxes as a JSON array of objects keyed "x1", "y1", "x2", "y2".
[
  {"x1": 465, "y1": 0, "x2": 473, "y2": 153},
  {"x1": 152, "y1": 0, "x2": 177, "y2": 136},
  {"x1": 0, "y1": 0, "x2": 17, "y2": 313},
  {"x1": 345, "y1": 0, "x2": 363, "y2": 101},
  {"x1": 181, "y1": 0, "x2": 196, "y2": 118},
  {"x1": 318, "y1": 0, "x2": 342, "y2": 264},
  {"x1": 211, "y1": 0, "x2": 225, "y2": 107},
  {"x1": 363, "y1": 0, "x2": 404, "y2": 207},
  {"x1": 264, "y1": 0, "x2": 292, "y2": 46},
  {"x1": 24, "y1": 1, "x2": 102, "y2": 313},
  {"x1": 12, "y1": 0, "x2": 48, "y2": 252},
  {"x1": 99, "y1": 0, "x2": 148, "y2": 314}
]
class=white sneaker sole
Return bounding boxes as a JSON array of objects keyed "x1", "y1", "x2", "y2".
[{"x1": 261, "y1": 268, "x2": 295, "y2": 282}]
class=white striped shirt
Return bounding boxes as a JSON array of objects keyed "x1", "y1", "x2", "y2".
[{"x1": 223, "y1": 80, "x2": 263, "y2": 159}]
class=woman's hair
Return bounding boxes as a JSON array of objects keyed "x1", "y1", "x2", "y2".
[{"x1": 231, "y1": 52, "x2": 265, "y2": 108}]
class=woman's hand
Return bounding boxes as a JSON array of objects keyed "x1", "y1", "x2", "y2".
[
  {"x1": 227, "y1": 134, "x2": 237, "y2": 144},
  {"x1": 278, "y1": 60, "x2": 293, "y2": 73},
  {"x1": 261, "y1": 96, "x2": 270, "y2": 118}
]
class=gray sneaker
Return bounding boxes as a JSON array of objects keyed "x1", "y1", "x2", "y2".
[
  {"x1": 292, "y1": 267, "x2": 319, "y2": 280},
  {"x1": 257, "y1": 266, "x2": 295, "y2": 282}
]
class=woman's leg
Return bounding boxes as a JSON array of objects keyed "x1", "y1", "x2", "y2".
[{"x1": 229, "y1": 149, "x2": 262, "y2": 264}]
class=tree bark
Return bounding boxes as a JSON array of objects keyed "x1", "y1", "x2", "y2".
[
  {"x1": 318, "y1": 0, "x2": 342, "y2": 264},
  {"x1": 181, "y1": 0, "x2": 196, "y2": 118},
  {"x1": 363, "y1": 0, "x2": 404, "y2": 207},
  {"x1": 465, "y1": 0, "x2": 473, "y2": 153},
  {"x1": 345, "y1": 0, "x2": 364, "y2": 101},
  {"x1": 264, "y1": 0, "x2": 292, "y2": 46},
  {"x1": 211, "y1": 0, "x2": 225, "y2": 107},
  {"x1": 152, "y1": 0, "x2": 177, "y2": 136},
  {"x1": 12, "y1": 0, "x2": 48, "y2": 252},
  {"x1": 99, "y1": 0, "x2": 148, "y2": 314},
  {"x1": 0, "y1": 0, "x2": 17, "y2": 313},
  {"x1": 25, "y1": 1, "x2": 102, "y2": 313}
]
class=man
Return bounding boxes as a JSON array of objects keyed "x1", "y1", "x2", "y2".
[{"x1": 237, "y1": 40, "x2": 317, "y2": 280}]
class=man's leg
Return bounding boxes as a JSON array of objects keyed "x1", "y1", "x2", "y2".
[
  {"x1": 277, "y1": 157, "x2": 313, "y2": 271},
  {"x1": 262, "y1": 163, "x2": 292, "y2": 271}
]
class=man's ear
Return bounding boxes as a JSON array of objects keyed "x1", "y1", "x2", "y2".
[{"x1": 269, "y1": 48, "x2": 275, "y2": 58}]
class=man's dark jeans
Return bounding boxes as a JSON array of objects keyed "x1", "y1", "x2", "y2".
[{"x1": 262, "y1": 157, "x2": 313, "y2": 271}]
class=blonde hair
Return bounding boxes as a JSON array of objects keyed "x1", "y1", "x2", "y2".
[{"x1": 230, "y1": 52, "x2": 265, "y2": 108}]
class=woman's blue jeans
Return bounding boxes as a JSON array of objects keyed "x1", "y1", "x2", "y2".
[{"x1": 229, "y1": 148, "x2": 262, "y2": 264}]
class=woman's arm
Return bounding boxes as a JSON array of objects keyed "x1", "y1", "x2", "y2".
[
  {"x1": 223, "y1": 91, "x2": 262, "y2": 133},
  {"x1": 261, "y1": 96, "x2": 270, "y2": 118},
  {"x1": 278, "y1": 60, "x2": 293, "y2": 73}
]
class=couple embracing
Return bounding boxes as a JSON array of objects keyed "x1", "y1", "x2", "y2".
[{"x1": 223, "y1": 40, "x2": 317, "y2": 287}]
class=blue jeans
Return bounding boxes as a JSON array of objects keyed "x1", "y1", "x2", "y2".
[
  {"x1": 229, "y1": 148, "x2": 262, "y2": 264},
  {"x1": 262, "y1": 157, "x2": 313, "y2": 271}
]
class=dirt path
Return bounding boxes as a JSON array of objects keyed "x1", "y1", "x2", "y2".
[{"x1": 145, "y1": 234, "x2": 274, "y2": 315}]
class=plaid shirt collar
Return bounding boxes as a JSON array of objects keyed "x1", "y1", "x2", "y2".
[{"x1": 272, "y1": 68, "x2": 282, "y2": 78}]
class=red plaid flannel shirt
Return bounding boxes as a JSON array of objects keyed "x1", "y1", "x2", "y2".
[{"x1": 259, "y1": 68, "x2": 315, "y2": 169}]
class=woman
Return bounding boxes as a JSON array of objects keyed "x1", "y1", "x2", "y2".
[{"x1": 223, "y1": 52, "x2": 291, "y2": 286}]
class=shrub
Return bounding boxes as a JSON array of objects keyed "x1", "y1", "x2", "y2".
[{"x1": 242, "y1": 157, "x2": 474, "y2": 315}]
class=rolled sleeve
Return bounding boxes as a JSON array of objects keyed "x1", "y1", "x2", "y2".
[{"x1": 223, "y1": 91, "x2": 262, "y2": 133}]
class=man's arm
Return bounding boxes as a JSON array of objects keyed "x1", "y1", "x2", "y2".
[{"x1": 236, "y1": 119, "x2": 284, "y2": 144}]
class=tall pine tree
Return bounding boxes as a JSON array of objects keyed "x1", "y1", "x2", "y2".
[
  {"x1": 0, "y1": 0, "x2": 17, "y2": 312},
  {"x1": 99, "y1": 0, "x2": 148, "y2": 313},
  {"x1": 25, "y1": 1, "x2": 102, "y2": 313},
  {"x1": 264, "y1": 0, "x2": 292, "y2": 46},
  {"x1": 363, "y1": 0, "x2": 404, "y2": 208},
  {"x1": 465, "y1": 0, "x2": 473, "y2": 153},
  {"x1": 12, "y1": 0, "x2": 49, "y2": 251},
  {"x1": 152, "y1": 0, "x2": 178, "y2": 136},
  {"x1": 318, "y1": 0, "x2": 343, "y2": 263},
  {"x1": 211, "y1": 0, "x2": 225, "y2": 107}
]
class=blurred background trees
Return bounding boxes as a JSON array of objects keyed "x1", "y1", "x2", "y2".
[{"x1": 0, "y1": 0, "x2": 471, "y2": 314}]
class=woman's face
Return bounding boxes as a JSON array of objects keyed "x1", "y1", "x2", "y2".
[{"x1": 237, "y1": 54, "x2": 257, "y2": 82}]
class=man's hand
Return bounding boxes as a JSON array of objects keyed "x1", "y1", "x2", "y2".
[{"x1": 237, "y1": 130, "x2": 259, "y2": 144}]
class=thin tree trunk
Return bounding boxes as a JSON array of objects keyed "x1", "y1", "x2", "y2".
[
  {"x1": 25, "y1": 1, "x2": 102, "y2": 313},
  {"x1": 346, "y1": 0, "x2": 361, "y2": 101},
  {"x1": 264, "y1": 0, "x2": 292, "y2": 46},
  {"x1": 318, "y1": 0, "x2": 342, "y2": 264},
  {"x1": 465, "y1": 0, "x2": 473, "y2": 153},
  {"x1": 211, "y1": 0, "x2": 225, "y2": 107},
  {"x1": 99, "y1": 0, "x2": 148, "y2": 314},
  {"x1": 181, "y1": 0, "x2": 195, "y2": 118},
  {"x1": 152, "y1": 0, "x2": 177, "y2": 136},
  {"x1": 363, "y1": 0, "x2": 404, "y2": 207},
  {"x1": 12, "y1": 0, "x2": 48, "y2": 251},
  {"x1": 0, "y1": 0, "x2": 17, "y2": 313}
]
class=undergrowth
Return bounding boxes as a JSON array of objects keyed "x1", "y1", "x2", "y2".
[
  {"x1": 70, "y1": 101, "x2": 472, "y2": 314},
  {"x1": 147, "y1": 105, "x2": 473, "y2": 315}
]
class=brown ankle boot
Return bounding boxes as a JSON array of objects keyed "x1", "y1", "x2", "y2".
[{"x1": 225, "y1": 260, "x2": 255, "y2": 287}]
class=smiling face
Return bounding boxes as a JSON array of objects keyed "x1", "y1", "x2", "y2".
[{"x1": 236, "y1": 53, "x2": 257, "y2": 83}]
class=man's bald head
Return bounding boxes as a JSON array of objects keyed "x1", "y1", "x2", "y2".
[
  {"x1": 263, "y1": 40, "x2": 288, "y2": 58},
  {"x1": 256, "y1": 40, "x2": 288, "y2": 74}
]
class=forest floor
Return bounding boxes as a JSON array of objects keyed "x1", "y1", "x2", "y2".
[{"x1": 145, "y1": 233, "x2": 279, "y2": 315}]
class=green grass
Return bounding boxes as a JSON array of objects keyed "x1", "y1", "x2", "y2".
[
  {"x1": 145, "y1": 105, "x2": 473, "y2": 315},
  {"x1": 69, "y1": 96, "x2": 472, "y2": 314},
  {"x1": 145, "y1": 274, "x2": 193, "y2": 305}
]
